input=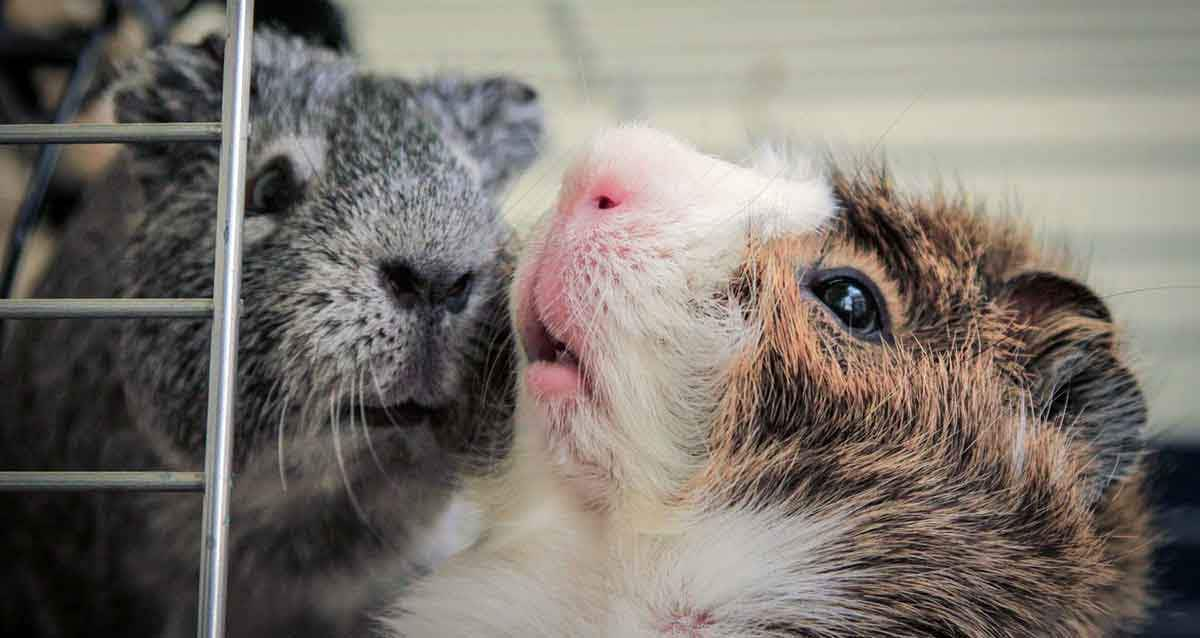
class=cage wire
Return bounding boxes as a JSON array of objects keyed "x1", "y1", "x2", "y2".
[
  {"x1": 0, "y1": 0, "x2": 205, "y2": 343},
  {"x1": 0, "y1": 0, "x2": 255, "y2": 636}
]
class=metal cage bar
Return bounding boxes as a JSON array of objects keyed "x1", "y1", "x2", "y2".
[
  {"x1": 0, "y1": 471, "x2": 205, "y2": 492},
  {"x1": 196, "y1": 2, "x2": 254, "y2": 637},
  {"x1": 0, "y1": 2, "x2": 254, "y2": 637},
  {"x1": 0, "y1": 298, "x2": 213, "y2": 318},
  {"x1": 0, "y1": 122, "x2": 222, "y2": 144}
]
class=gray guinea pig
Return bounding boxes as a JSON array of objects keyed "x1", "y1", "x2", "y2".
[{"x1": 0, "y1": 30, "x2": 540, "y2": 638}]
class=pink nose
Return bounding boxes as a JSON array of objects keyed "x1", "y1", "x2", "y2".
[{"x1": 557, "y1": 168, "x2": 631, "y2": 221}]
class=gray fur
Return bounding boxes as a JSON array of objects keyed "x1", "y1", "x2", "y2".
[{"x1": 0, "y1": 30, "x2": 536, "y2": 637}]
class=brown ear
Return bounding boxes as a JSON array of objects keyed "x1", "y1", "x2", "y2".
[
  {"x1": 1000, "y1": 271, "x2": 1146, "y2": 501},
  {"x1": 1004, "y1": 271, "x2": 1112, "y2": 324}
]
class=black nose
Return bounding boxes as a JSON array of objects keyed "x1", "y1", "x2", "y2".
[{"x1": 380, "y1": 260, "x2": 473, "y2": 314}]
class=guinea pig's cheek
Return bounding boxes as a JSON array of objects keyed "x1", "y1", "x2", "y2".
[{"x1": 242, "y1": 216, "x2": 278, "y2": 246}]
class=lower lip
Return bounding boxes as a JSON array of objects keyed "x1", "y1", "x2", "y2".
[
  {"x1": 525, "y1": 360, "x2": 584, "y2": 401},
  {"x1": 359, "y1": 403, "x2": 441, "y2": 428}
]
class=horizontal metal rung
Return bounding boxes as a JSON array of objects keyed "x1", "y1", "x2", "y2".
[
  {"x1": 0, "y1": 471, "x2": 205, "y2": 492},
  {"x1": 0, "y1": 298, "x2": 213, "y2": 318},
  {"x1": 0, "y1": 122, "x2": 221, "y2": 144}
]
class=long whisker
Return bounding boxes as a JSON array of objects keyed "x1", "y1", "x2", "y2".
[
  {"x1": 368, "y1": 361, "x2": 407, "y2": 430},
  {"x1": 330, "y1": 383, "x2": 371, "y2": 527},
  {"x1": 276, "y1": 384, "x2": 293, "y2": 492},
  {"x1": 870, "y1": 92, "x2": 923, "y2": 156},
  {"x1": 1101, "y1": 284, "x2": 1200, "y2": 300},
  {"x1": 258, "y1": 374, "x2": 283, "y2": 482},
  {"x1": 364, "y1": 363, "x2": 409, "y2": 491}
]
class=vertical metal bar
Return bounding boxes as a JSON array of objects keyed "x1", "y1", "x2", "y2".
[{"x1": 197, "y1": 1, "x2": 253, "y2": 637}]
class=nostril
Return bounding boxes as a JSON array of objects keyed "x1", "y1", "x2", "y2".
[
  {"x1": 509, "y1": 83, "x2": 538, "y2": 104},
  {"x1": 444, "y1": 273, "x2": 473, "y2": 314},
  {"x1": 595, "y1": 195, "x2": 619, "y2": 210},
  {"x1": 381, "y1": 260, "x2": 423, "y2": 309}
]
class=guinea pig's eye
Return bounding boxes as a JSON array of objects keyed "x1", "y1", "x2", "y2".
[
  {"x1": 808, "y1": 268, "x2": 890, "y2": 342},
  {"x1": 245, "y1": 157, "x2": 302, "y2": 215}
]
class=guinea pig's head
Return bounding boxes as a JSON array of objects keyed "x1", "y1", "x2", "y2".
[
  {"x1": 514, "y1": 125, "x2": 1151, "y2": 634},
  {"x1": 110, "y1": 31, "x2": 540, "y2": 467}
]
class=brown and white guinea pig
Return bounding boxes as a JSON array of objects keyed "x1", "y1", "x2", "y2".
[{"x1": 377, "y1": 124, "x2": 1154, "y2": 637}]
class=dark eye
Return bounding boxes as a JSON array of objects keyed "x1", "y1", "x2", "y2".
[
  {"x1": 809, "y1": 268, "x2": 890, "y2": 342},
  {"x1": 246, "y1": 157, "x2": 302, "y2": 214},
  {"x1": 444, "y1": 273, "x2": 473, "y2": 314},
  {"x1": 446, "y1": 273, "x2": 472, "y2": 299}
]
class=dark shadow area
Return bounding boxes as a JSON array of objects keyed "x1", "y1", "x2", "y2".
[{"x1": 1141, "y1": 442, "x2": 1200, "y2": 636}]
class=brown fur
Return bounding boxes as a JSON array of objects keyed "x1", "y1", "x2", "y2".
[
  {"x1": 379, "y1": 130, "x2": 1153, "y2": 637},
  {"x1": 684, "y1": 165, "x2": 1153, "y2": 636}
]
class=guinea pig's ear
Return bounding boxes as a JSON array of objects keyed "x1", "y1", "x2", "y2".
[
  {"x1": 109, "y1": 33, "x2": 229, "y2": 192},
  {"x1": 414, "y1": 75, "x2": 544, "y2": 194},
  {"x1": 999, "y1": 271, "x2": 1146, "y2": 501},
  {"x1": 111, "y1": 32, "x2": 227, "y2": 125}
]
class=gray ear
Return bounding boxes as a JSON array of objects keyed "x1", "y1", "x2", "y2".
[
  {"x1": 415, "y1": 75, "x2": 544, "y2": 194},
  {"x1": 110, "y1": 33, "x2": 227, "y2": 191},
  {"x1": 112, "y1": 32, "x2": 226, "y2": 126}
]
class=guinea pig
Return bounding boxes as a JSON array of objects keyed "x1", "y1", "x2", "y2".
[
  {"x1": 0, "y1": 31, "x2": 538, "y2": 638},
  {"x1": 378, "y1": 124, "x2": 1153, "y2": 637}
]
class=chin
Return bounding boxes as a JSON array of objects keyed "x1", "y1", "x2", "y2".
[{"x1": 512, "y1": 371, "x2": 615, "y2": 504}]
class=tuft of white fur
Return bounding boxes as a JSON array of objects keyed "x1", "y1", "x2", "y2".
[
  {"x1": 377, "y1": 465, "x2": 608, "y2": 638},
  {"x1": 379, "y1": 488, "x2": 862, "y2": 637},
  {"x1": 409, "y1": 492, "x2": 484, "y2": 568},
  {"x1": 606, "y1": 506, "x2": 861, "y2": 638}
]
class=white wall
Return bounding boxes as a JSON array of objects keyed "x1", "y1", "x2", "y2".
[{"x1": 344, "y1": 0, "x2": 1200, "y2": 439}]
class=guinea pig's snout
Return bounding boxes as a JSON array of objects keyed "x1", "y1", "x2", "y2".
[{"x1": 379, "y1": 260, "x2": 473, "y2": 314}]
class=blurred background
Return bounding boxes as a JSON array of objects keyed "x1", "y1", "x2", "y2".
[
  {"x1": 344, "y1": 0, "x2": 1200, "y2": 445},
  {"x1": 1, "y1": 0, "x2": 1197, "y2": 634}
]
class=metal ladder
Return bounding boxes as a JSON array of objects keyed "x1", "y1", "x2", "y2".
[{"x1": 0, "y1": 1, "x2": 254, "y2": 637}]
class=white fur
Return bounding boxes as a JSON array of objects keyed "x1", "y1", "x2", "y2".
[
  {"x1": 607, "y1": 507, "x2": 864, "y2": 637},
  {"x1": 560, "y1": 124, "x2": 834, "y2": 287},
  {"x1": 410, "y1": 492, "x2": 484, "y2": 568},
  {"x1": 381, "y1": 486, "x2": 861, "y2": 637},
  {"x1": 512, "y1": 125, "x2": 836, "y2": 509},
  {"x1": 377, "y1": 125, "x2": 842, "y2": 637}
]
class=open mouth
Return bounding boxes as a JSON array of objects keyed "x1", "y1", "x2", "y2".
[
  {"x1": 356, "y1": 401, "x2": 446, "y2": 428},
  {"x1": 524, "y1": 314, "x2": 580, "y2": 367},
  {"x1": 521, "y1": 308, "x2": 586, "y2": 400}
]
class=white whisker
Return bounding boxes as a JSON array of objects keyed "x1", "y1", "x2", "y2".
[
  {"x1": 276, "y1": 384, "x2": 293, "y2": 492},
  {"x1": 330, "y1": 383, "x2": 371, "y2": 527}
]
